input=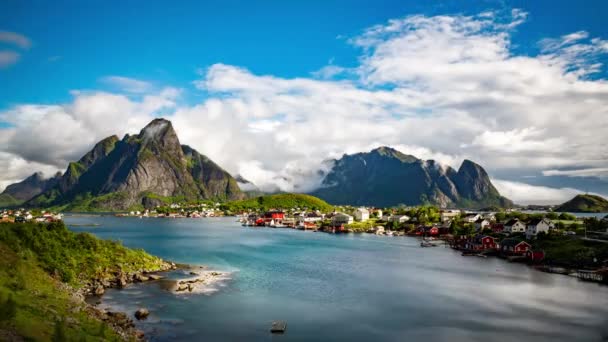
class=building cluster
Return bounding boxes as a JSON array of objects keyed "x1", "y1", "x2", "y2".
[
  {"x1": 118, "y1": 206, "x2": 222, "y2": 218},
  {"x1": 0, "y1": 209, "x2": 63, "y2": 223}
]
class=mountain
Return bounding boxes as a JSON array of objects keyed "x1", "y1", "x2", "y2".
[
  {"x1": 311, "y1": 146, "x2": 512, "y2": 208},
  {"x1": 554, "y1": 194, "x2": 608, "y2": 213},
  {"x1": 0, "y1": 172, "x2": 62, "y2": 207},
  {"x1": 28, "y1": 118, "x2": 244, "y2": 211}
]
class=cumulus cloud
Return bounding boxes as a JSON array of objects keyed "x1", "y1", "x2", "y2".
[{"x1": 1, "y1": 10, "x2": 608, "y2": 202}]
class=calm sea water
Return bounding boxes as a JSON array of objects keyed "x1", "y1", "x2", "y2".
[{"x1": 66, "y1": 216, "x2": 608, "y2": 342}]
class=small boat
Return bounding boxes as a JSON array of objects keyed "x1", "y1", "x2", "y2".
[
  {"x1": 420, "y1": 241, "x2": 436, "y2": 247},
  {"x1": 476, "y1": 254, "x2": 488, "y2": 258},
  {"x1": 461, "y1": 251, "x2": 477, "y2": 256}
]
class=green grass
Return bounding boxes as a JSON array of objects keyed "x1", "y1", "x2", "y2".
[
  {"x1": 220, "y1": 193, "x2": 334, "y2": 213},
  {"x1": 0, "y1": 221, "x2": 165, "y2": 341},
  {"x1": 0, "y1": 193, "x2": 22, "y2": 208},
  {"x1": 532, "y1": 234, "x2": 608, "y2": 268},
  {"x1": 0, "y1": 221, "x2": 164, "y2": 287}
]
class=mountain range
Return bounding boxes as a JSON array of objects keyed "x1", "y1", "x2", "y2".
[
  {"x1": 311, "y1": 146, "x2": 512, "y2": 208},
  {"x1": 1, "y1": 119, "x2": 512, "y2": 210}
]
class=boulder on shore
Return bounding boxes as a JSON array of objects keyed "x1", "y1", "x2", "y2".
[
  {"x1": 94, "y1": 285, "x2": 105, "y2": 296},
  {"x1": 134, "y1": 308, "x2": 149, "y2": 320}
]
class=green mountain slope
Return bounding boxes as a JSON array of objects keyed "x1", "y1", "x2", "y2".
[
  {"x1": 221, "y1": 193, "x2": 334, "y2": 212},
  {"x1": 554, "y1": 194, "x2": 608, "y2": 213}
]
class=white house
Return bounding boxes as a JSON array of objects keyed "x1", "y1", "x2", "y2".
[
  {"x1": 332, "y1": 213, "x2": 353, "y2": 226},
  {"x1": 474, "y1": 218, "x2": 490, "y2": 231},
  {"x1": 354, "y1": 208, "x2": 370, "y2": 222},
  {"x1": 526, "y1": 218, "x2": 554, "y2": 239},
  {"x1": 503, "y1": 219, "x2": 526, "y2": 234},
  {"x1": 440, "y1": 210, "x2": 460, "y2": 222},
  {"x1": 483, "y1": 213, "x2": 496, "y2": 222},
  {"x1": 303, "y1": 212, "x2": 323, "y2": 223},
  {"x1": 387, "y1": 215, "x2": 410, "y2": 224},
  {"x1": 463, "y1": 213, "x2": 481, "y2": 223}
]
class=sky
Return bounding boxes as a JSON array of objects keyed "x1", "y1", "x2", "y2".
[{"x1": 1, "y1": 0, "x2": 607, "y2": 204}]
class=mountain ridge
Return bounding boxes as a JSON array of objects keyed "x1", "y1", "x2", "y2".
[
  {"x1": 27, "y1": 118, "x2": 244, "y2": 211},
  {"x1": 311, "y1": 146, "x2": 512, "y2": 208}
]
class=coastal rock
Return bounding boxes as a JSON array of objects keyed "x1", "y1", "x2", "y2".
[
  {"x1": 134, "y1": 274, "x2": 149, "y2": 282},
  {"x1": 134, "y1": 308, "x2": 150, "y2": 320},
  {"x1": 94, "y1": 285, "x2": 105, "y2": 296}
]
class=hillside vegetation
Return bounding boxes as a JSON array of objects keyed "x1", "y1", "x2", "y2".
[
  {"x1": 221, "y1": 193, "x2": 334, "y2": 212},
  {"x1": 0, "y1": 221, "x2": 166, "y2": 340},
  {"x1": 555, "y1": 194, "x2": 608, "y2": 213}
]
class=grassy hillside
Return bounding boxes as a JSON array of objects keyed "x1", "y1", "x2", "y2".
[
  {"x1": 0, "y1": 193, "x2": 22, "y2": 208},
  {"x1": 555, "y1": 194, "x2": 608, "y2": 213},
  {"x1": 0, "y1": 221, "x2": 167, "y2": 340},
  {"x1": 221, "y1": 193, "x2": 334, "y2": 212}
]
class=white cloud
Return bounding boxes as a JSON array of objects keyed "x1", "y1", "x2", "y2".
[
  {"x1": 1, "y1": 9, "x2": 608, "y2": 203},
  {"x1": 0, "y1": 31, "x2": 31, "y2": 49},
  {"x1": 0, "y1": 51, "x2": 19, "y2": 68},
  {"x1": 492, "y1": 179, "x2": 583, "y2": 205},
  {"x1": 100, "y1": 76, "x2": 153, "y2": 93},
  {"x1": 542, "y1": 168, "x2": 608, "y2": 179}
]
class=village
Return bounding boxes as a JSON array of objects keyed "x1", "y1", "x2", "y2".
[
  {"x1": 237, "y1": 206, "x2": 608, "y2": 283},
  {"x1": 0, "y1": 208, "x2": 63, "y2": 223}
]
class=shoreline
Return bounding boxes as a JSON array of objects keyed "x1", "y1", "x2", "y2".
[{"x1": 82, "y1": 263, "x2": 230, "y2": 340}]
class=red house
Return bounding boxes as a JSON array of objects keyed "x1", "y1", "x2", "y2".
[
  {"x1": 500, "y1": 238, "x2": 531, "y2": 255},
  {"x1": 465, "y1": 235, "x2": 497, "y2": 251},
  {"x1": 418, "y1": 225, "x2": 440, "y2": 236},
  {"x1": 262, "y1": 210, "x2": 285, "y2": 224},
  {"x1": 526, "y1": 250, "x2": 545, "y2": 262}
]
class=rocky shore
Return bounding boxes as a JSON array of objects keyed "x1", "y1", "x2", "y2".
[
  {"x1": 81, "y1": 263, "x2": 229, "y2": 340},
  {"x1": 78, "y1": 261, "x2": 182, "y2": 340}
]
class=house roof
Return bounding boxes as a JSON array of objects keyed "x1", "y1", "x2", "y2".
[
  {"x1": 500, "y1": 238, "x2": 530, "y2": 248},
  {"x1": 505, "y1": 219, "x2": 520, "y2": 226},
  {"x1": 527, "y1": 218, "x2": 546, "y2": 226}
]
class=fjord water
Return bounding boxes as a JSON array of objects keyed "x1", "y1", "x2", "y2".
[{"x1": 66, "y1": 216, "x2": 608, "y2": 342}]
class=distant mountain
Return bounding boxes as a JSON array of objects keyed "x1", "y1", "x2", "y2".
[
  {"x1": 28, "y1": 118, "x2": 244, "y2": 211},
  {"x1": 0, "y1": 172, "x2": 62, "y2": 207},
  {"x1": 311, "y1": 146, "x2": 512, "y2": 208},
  {"x1": 554, "y1": 194, "x2": 608, "y2": 213}
]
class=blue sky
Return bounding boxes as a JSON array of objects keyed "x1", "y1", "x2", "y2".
[
  {"x1": 1, "y1": 0, "x2": 607, "y2": 204},
  {"x1": 2, "y1": 0, "x2": 608, "y2": 108}
]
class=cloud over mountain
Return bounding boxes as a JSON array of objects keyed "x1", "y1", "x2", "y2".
[{"x1": 1, "y1": 9, "x2": 607, "y2": 204}]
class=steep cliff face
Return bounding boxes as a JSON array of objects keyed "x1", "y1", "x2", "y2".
[
  {"x1": 28, "y1": 118, "x2": 243, "y2": 210},
  {"x1": 1, "y1": 172, "x2": 62, "y2": 204},
  {"x1": 311, "y1": 146, "x2": 512, "y2": 208}
]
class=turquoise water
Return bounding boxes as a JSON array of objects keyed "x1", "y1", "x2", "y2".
[{"x1": 66, "y1": 216, "x2": 608, "y2": 341}]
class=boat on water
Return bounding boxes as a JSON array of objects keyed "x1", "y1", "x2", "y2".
[{"x1": 420, "y1": 241, "x2": 436, "y2": 247}]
